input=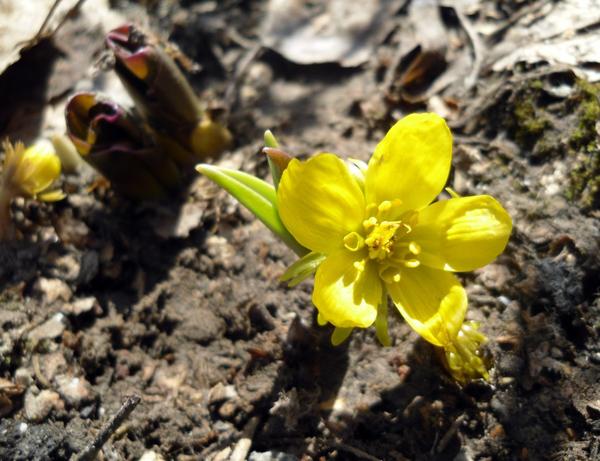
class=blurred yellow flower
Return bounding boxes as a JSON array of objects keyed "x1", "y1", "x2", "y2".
[
  {"x1": 277, "y1": 113, "x2": 512, "y2": 382},
  {"x1": 2, "y1": 140, "x2": 64, "y2": 201}
]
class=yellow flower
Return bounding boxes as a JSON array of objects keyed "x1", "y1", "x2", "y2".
[
  {"x1": 2, "y1": 140, "x2": 64, "y2": 201},
  {"x1": 277, "y1": 113, "x2": 512, "y2": 382}
]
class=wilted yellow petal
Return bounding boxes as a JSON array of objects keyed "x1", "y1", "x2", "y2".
[
  {"x1": 365, "y1": 113, "x2": 452, "y2": 214},
  {"x1": 387, "y1": 265, "x2": 467, "y2": 347},
  {"x1": 313, "y1": 250, "x2": 380, "y2": 328},
  {"x1": 444, "y1": 321, "x2": 490, "y2": 383},
  {"x1": 410, "y1": 195, "x2": 512, "y2": 272},
  {"x1": 278, "y1": 154, "x2": 365, "y2": 254}
]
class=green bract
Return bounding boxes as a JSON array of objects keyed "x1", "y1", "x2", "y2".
[{"x1": 195, "y1": 163, "x2": 306, "y2": 256}]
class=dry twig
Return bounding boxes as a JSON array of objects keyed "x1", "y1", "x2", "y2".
[{"x1": 75, "y1": 394, "x2": 141, "y2": 461}]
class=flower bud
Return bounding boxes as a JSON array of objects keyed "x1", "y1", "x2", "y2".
[
  {"x1": 65, "y1": 92, "x2": 181, "y2": 200},
  {"x1": 0, "y1": 140, "x2": 64, "y2": 239},
  {"x1": 1, "y1": 140, "x2": 64, "y2": 201},
  {"x1": 106, "y1": 24, "x2": 232, "y2": 161}
]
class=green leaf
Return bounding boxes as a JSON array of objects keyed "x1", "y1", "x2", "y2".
[
  {"x1": 280, "y1": 251, "x2": 326, "y2": 287},
  {"x1": 196, "y1": 164, "x2": 307, "y2": 255},
  {"x1": 264, "y1": 130, "x2": 279, "y2": 148}
]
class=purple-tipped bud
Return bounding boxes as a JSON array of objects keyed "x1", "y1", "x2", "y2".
[
  {"x1": 106, "y1": 24, "x2": 232, "y2": 161},
  {"x1": 65, "y1": 92, "x2": 181, "y2": 200},
  {"x1": 106, "y1": 24, "x2": 201, "y2": 127}
]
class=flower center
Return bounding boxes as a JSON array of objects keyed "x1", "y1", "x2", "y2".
[
  {"x1": 364, "y1": 220, "x2": 402, "y2": 260},
  {"x1": 342, "y1": 200, "x2": 422, "y2": 284}
]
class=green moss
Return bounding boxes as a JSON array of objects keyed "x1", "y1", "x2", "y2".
[
  {"x1": 568, "y1": 152, "x2": 600, "y2": 209},
  {"x1": 569, "y1": 79, "x2": 600, "y2": 149},
  {"x1": 566, "y1": 79, "x2": 600, "y2": 209},
  {"x1": 511, "y1": 83, "x2": 551, "y2": 150}
]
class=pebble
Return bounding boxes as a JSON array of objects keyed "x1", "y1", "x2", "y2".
[
  {"x1": 211, "y1": 447, "x2": 231, "y2": 461},
  {"x1": 32, "y1": 278, "x2": 72, "y2": 304},
  {"x1": 62, "y1": 297, "x2": 100, "y2": 316},
  {"x1": 589, "y1": 352, "x2": 600, "y2": 365},
  {"x1": 139, "y1": 451, "x2": 165, "y2": 461},
  {"x1": 52, "y1": 254, "x2": 81, "y2": 282},
  {"x1": 14, "y1": 368, "x2": 33, "y2": 387},
  {"x1": 208, "y1": 383, "x2": 238, "y2": 405},
  {"x1": 55, "y1": 374, "x2": 94, "y2": 408},
  {"x1": 28, "y1": 313, "x2": 66, "y2": 341},
  {"x1": 586, "y1": 401, "x2": 600, "y2": 419},
  {"x1": 205, "y1": 236, "x2": 236, "y2": 270},
  {"x1": 24, "y1": 389, "x2": 63, "y2": 422},
  {"x1": 41, "y1": 352, "x2": 68, "y2": 381},
  {"x1": 248, "y1": 451, "x2": 299, "y2": 461},
  {"x1": 77, "y1": 251, "x2": 99, "y2": 285}
]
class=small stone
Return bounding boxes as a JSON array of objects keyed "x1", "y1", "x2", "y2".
[
  {"x1": 55, "y1": 374, "x2": 94, "y2": 408},
  {"x1": 212, "y1": 447, "x2": 232, "y2": 461},
  {"x1": 41, "y1": 352, "x2": 68, "y2": 381},
  {"x1": 218, "y1": 400, "x2": 238, "y2": 419},
  {"x1": 205, "y1": 236, "x2": 236, "y2": 270},
  {"x1": 139, "y1": 451, "x2": 166, "y2": 461},
  {"x1": 24, "y1": 389, "x2": 63, "y2": 422},
  {"x1": 152, "y1": 364, "x2": 187, "y2": 395},
  {"x1": 248, "y1": 451, "x2": 299, "y2": 461},
  {"x1": 586, "y1": 401, "x2": 600, "y2": 419},
  {"x1": 14, "y1": 368, "x2": 33, "y2": 387},
  {"x1": 28, "y1": 314, "x2": 66, "y2": 341},
  {"x1": 62, "y1": 297, "x2": 100, "y2": 316},
  {"x1": 32, "y1": 278, "x2": 72, "y2": 304},
  {"x1": 52, "y1": 254, "x2": 81, "y2": 282},
  {"x1": 77, "y1": 251, "x2": 99, "y2": 285},
  {"x1": 208, "y1": 383, "x2": 238, "y2": 405}
]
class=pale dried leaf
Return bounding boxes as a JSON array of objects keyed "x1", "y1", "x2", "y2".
[{"x1": 261, "y1": 0, "x2": 403, "y2": 66}]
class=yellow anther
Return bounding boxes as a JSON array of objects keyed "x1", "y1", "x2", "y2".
[
  {"x1": 363, "y1": 216, "x2": 378, "y2": 230},
  {"x1": 378, "y1": 201, "x2": 392, "y2": 212},
  {"x1": 378, "y1": 265, "x2": 402, "y2": 284},
  {"x1": 408, "y1": 241, "x2": 421, "y2": 255},
  {"x1": 403, "y1": 259, "x2": 420, "y2": 268},
  {"x1": 353, "y1": 260, "x2": 365, "y2": 271},
  {"x1": 343, "y1": 232, "x2": 365, "y2": 252},
  {"x1": 377, "y1": 200, "x2": 393, "y2": 220}
]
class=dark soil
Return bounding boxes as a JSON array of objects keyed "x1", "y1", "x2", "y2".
[{"x1": 0, "y1": 1, "x2": 599, "y2": 460}]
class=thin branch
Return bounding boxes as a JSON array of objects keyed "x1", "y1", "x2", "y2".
[{"x1": 75, "y1": 394, "x2": 141, "y2": 461}]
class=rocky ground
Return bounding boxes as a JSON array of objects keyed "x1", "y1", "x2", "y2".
[{"x1": 0, "y1": 1, "x2": 599, "y2": 460}]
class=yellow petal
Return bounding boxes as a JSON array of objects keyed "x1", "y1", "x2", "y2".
[
  {"x1": 17, "y1": 141, "x2": 62, "y2": 196},
  {"x1": 278, "y1": 153, "x2": 365, "y2": 254},
  {"x1": 410, "y1": 195, "x2": 512, "y2": 272},
  {"x1": 387, "y1": 265, "x2": 467, "y2": 347},
  {"x1": 365, "y1": 113, "x2": 452, "y2": 213},
  {"x1": 37, "y1": 189, "x2": 66, "y2": 202},
  {"x1": 313, "y1": 250, "x2": 380, "y2": 329}
]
